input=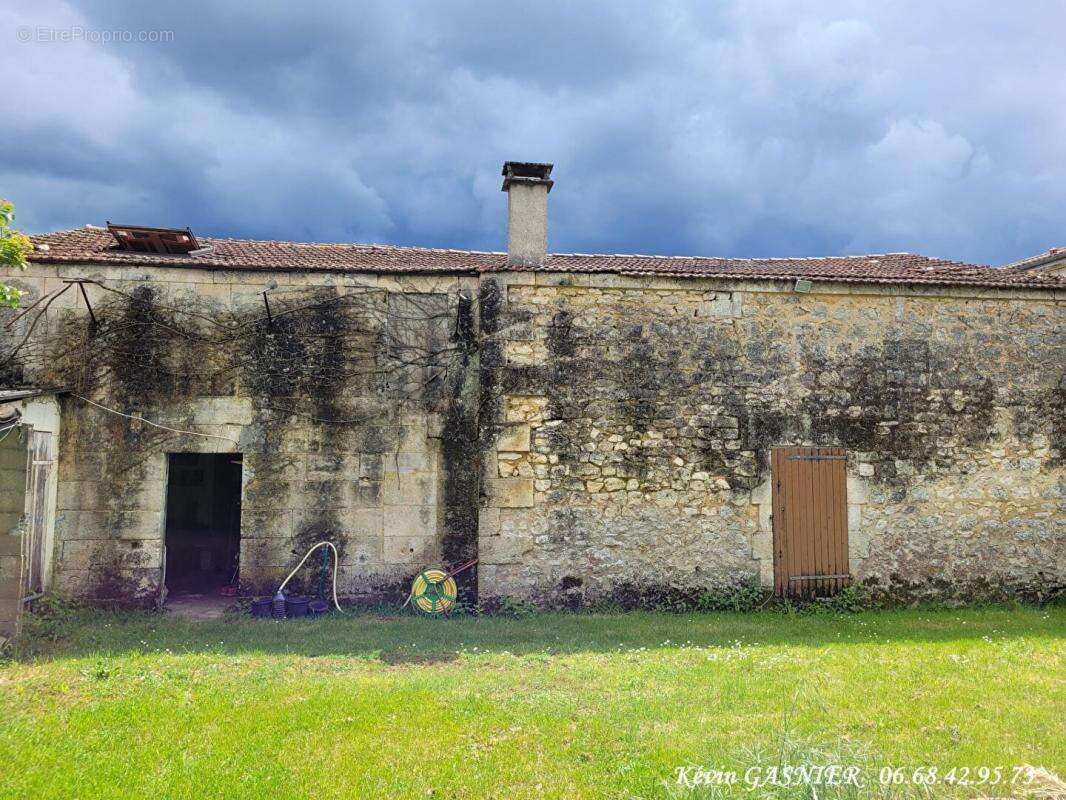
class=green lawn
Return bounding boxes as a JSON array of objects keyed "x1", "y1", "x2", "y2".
[{"x1": 1, "y1": 606, "x2": 1063, "y2": 799}]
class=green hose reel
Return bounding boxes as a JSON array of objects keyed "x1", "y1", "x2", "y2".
[
  {"x1": 405, "y1": 559, "x2": 477, "y2": 615},
  {"x1": 409, "y1": 568, "x2": 458, "y2": 614}
]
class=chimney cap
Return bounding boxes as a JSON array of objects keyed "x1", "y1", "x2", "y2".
[{"x1": 501, "y1": 161, "x2": 554, "y2": 192}]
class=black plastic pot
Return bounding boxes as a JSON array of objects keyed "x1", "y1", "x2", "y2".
[
  {"x1": 251, "y1": 598, "x2": 272, "y2": 618},
  {"x1": 285, "y1": 595, "x2": 310, "y2": 618}
]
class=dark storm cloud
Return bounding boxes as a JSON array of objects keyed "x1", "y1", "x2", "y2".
[{"x1": 5, "y1": 0, "x2": 1065, "y2": 264}]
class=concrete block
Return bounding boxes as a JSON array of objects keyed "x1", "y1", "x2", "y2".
[
  {"x1": 305, "y1": 453, "x2": 354, "y2": 480},
  {"x1": 189, "y1": 397, "x2": 253, "y2": 426},
  {"x1": 479, "y1": 535, "x2": 532, "y2": 565},
  {"x1": 382, "y1": 472, "x2": 437, "y2": 506},
  {"x1": 241, "y1": 509, "x2": 293, "y2": 540},
  {"x1": 53, "y1": 568, "x2": 90, "y2": 597},
  {"x1": 757, "y1": 503, "x2": 772, "y2": 534},
  {"x1": 351, "y1": 481, "x2": 383, "y2": 508},
  {"x1": 497, "y1": 424, "x2": 531, "y2": 453},
  {"x1": 107, "y1": 511, "x2": 164, "y2": 540},
  {"x1": 293, "y1": 480, "x2": 348, "y2": 510},
  {"x1": 393, "y1": 452, "x2": 433, "y2": 474},
  {"x1": 499, "y1": 508, "x2": 535, "y2": 536},
  {"x1": 849, "y1": 525, "x2": 871, "y2": 559},
  {"x1": 335, "y1": 507, "x2": 384, "y2": 538},
  {"x1": 383, "y1": 505, "x2": 436, "y2": 539},
  {"x1": 758, "y1": 555, "x2": 775, "y2": 588},
  {"x1": 243, "y1": 479, "x2": 296, "y2": 510},
  {"x1": 358, "y1": 454, "x2": 384, "y2": 481},
  {"x1": 383, "y1": 534, "x2": 439, "y2": 565},
  {"x1": 485, "y1": 478, "x2": 534, "y2": 508},
  {"x1": 699, "y1": 293, "x2": 742, "y2": 318},
  {"x1": 847, "y1": 504, "x2": 863, "y2": 533},
  {"x1": 60, "y1": 539, "x2": 106, "y2": 569},
  {"x1": 113, "y1": 480, "x2": 166, "y2": 513},
  {"x1": 57, "y1": 480, "x2": 102, "y2": 511},
  {"x1": 241, "y1": 537, "x2": 297, "y2": 569},
  {"x1": 344, "y1": 533, "x2": 383, "y2": 565},
  {"x1": 54, "y1": 510, "x2": 109, "y2": 542},
  {"x1": 752, "y1": 531, "x2": 773, "y2": 563},
  {"x1": 398, "y1": 416, "x2": 429, "y2": 452},
  {"x1": 66, "y1": 451, "x2": 107, "y2": 481},
  {"x1": 478, "y1": 507, "x2": 501, "y2": 536}
]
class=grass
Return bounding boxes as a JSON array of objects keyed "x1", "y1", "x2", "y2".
[{"x1": 0, "y1": 605, "x2": 1063, "y2": 799}]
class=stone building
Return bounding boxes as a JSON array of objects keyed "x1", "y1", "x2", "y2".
[{"x1": 1, "y1": 161, "x2": 1063, "y2": 609}]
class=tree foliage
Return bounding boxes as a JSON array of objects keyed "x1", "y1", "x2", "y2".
[{"x1": 0, "y1": 200, "x2": 32, "y2": 308}]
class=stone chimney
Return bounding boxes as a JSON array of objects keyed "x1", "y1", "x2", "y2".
[{"x1": 501, "y1": 161, "x2": 553, "y2": 266}]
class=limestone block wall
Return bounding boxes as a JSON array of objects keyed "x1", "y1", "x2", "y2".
[
  {"x1": 1, "y1": 261, "x2": 479, "y2": 603},
  {"x1": 477, "y1": 272, "x2": 1064, "y2": 604},
  {"x1": 0, "y1": 428, "x2": 28, "y2": 635}
]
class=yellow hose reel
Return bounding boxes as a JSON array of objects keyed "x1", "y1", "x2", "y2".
[
  {"x1": 409, "y1": 568, "x2": 458, "y2": 614},
  {"x1": 406, "y1": 559, "x2": 477, "y2": 615}
]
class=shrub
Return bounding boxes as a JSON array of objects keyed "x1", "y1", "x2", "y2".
[
  {"x1": 497, "y1": 596, "x2": 537, "y2": 619},
  {"x1": 695, "y1": 579, "x2": 767, "y2": 613}
]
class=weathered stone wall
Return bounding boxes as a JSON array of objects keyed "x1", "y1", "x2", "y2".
[
  {"x1": 2, "y1": 259, "x2": 1062, "y2": 606},
  {"x1": 0, "y1": 428, "x2": 28, "y2": 634},
  {"x1": 1, "y1": 261, "x2": 479, "y2": 603},
  {"x1": 478, "y1": 272, "x2": 1064, "y2": 604}
]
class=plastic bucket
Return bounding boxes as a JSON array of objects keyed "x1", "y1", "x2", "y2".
[
  {"x1": 308, "y1": 599, "x2": 329, "y2": 617},
  {"x1": 251, "y1": 598, "x2": 272, "y2": 618},
  {"x1": 286, "y1": 595, "x2": 310, "y2": 618}
]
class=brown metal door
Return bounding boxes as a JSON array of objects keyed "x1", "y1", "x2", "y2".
[{"x1": 771, "y1": 447, "x2": 849, "y2": 598}]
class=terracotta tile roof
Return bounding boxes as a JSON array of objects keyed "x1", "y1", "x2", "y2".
[
  {"x1": 1001, "y1": 248, "x2": 1066, "y2": 271},
  {"x1": 26, "y1": 227, "x2": 1066, "y2": 290},
  {"x1": 28, "y1": 228, "x2": 501, "y2": 274}
]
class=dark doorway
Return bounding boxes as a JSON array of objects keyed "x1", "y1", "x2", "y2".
[{"x1": 164, "y1": 453, "x2": 243, "y2": 595}]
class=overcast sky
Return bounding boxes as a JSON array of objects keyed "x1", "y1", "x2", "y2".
[{"x1": 5, "y1": 1, "x2": 1065, "y2": 265}]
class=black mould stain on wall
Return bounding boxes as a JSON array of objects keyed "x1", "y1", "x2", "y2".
[
  {"x1": 497, "y1": 290, "x2": 1052, "y2": 498},
  {"x1": 440, "y1": 291, "x2": 480, "y2": 599},
  {"x1": 33, "y1": 281, "x2": 477, "y2": 603}
]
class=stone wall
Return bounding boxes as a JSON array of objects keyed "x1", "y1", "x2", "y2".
[
  {"x1": 1, "y1": 259, "x2": 1062, "y2": 606},
  {"x1": 0, "y1": 428, "x2": 27, "y2": 635},
  {"x1": 1, "y1": 262, "x2": 479, "y2": 603},
  {"x1": 477, "y1": 272, "x2": 1064, "y2": 605}
]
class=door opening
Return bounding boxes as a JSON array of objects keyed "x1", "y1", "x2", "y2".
[{"x1": 163, "y1": 453, "x2": 242, "y2": 597}]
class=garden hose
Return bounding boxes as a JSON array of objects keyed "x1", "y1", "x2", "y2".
[
  {"x1": 403, "y1": 558, "x2": 477, "y2": 615},
  {"x1": 277, "y1": 541, "x2": 343, "y2": 613}
]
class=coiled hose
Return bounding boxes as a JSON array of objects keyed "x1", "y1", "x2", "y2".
[{"x1": 277, "y1": 541, "x2": 343, "y2": 613}]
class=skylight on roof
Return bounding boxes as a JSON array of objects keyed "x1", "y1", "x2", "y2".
[{"x1": 107, "y1": 223, "x2": 201, "y2": 254}]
